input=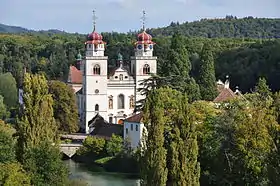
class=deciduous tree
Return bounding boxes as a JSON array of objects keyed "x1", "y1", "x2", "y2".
[
  {"x1": 0, "y1": 72, "x2": 18, "y2": 108},
  {"x1": 49, "y1": 80, "x2": 79, "y2": 133}
]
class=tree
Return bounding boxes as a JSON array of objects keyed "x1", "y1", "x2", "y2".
[
  {"x1": 23, "y1": 142, "x2": 68, "y2": 186},
  {"x1": 49, "y1": 80, "x2": 79, "y2": 133},
  {"x1": 0, "y1": 120, "x2": 16, "y2": 163},
  {"x1": 0, "y1": 72, "x2": 18, "y2": 108},
  {"x1": 0, "y1": 95, "x2": 9, "y2": 120},
  {"x1": 15, "y1": 73, "x2": 67, "y2": 185},
  {"x1": 17, "y1": 73, "x2": 57, "y2": 157},
  {"x1": 163, "y1": 33, "x2": 191, "y2": 77},
  {"x1": 255, "y1": 77, "x2": 272, "y2": 99},
  {"x1": 141, "y1": 87, "x2": 200, "y2": 185},
  {"x1": 77, "y1": 136, "x2": 106, "y2": 157},
  {"x1": 198, "y1": 42, "x2": 218, "y2": 101},
  {"x1": 203, "y1": 97, "x2": 278, "y2": 185},
  {"x1": 141, "y1": 88, "x2": 168, "y2": 186},
  {"x1": 0, "y1": 162, "x2": 31, "y2": 186},
  {"x1": 106, "y1": 134, "x2": 123, "y2": 156}
]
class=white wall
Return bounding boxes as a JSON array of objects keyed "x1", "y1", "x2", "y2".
[
  {"x1": 131, "y1": 56, "x2": 157, "y2": 103},
  {"x1": 83, "y1": 56, "x2": 108, "y2": 133},
  {"x1": 123, "y1": 121, "x2": 146, "y2": 149}
]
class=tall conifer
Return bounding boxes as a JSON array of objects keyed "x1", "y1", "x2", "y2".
[{"x1": 198, "y1": 42, "x2": 218, "y2": 101}]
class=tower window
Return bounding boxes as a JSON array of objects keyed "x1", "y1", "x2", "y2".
[
  {"x1": 136, "y1": 125, "x2": 138, "y2": 131},
  {"x1": 118, "y1": 94, "x2": 125, "y2": 109},
  {"x1": 88, "y1": 44, "x2": 92, "y2": 48},
  {"x1": 93, "y1": 64, "x2": 100, "y2": 75},
  {"x1": 131, "y1": 124, "x2": 133, "y2": 131},
  {"x1": 143, "y1": 64, "x2": 150, "y2": 74},
  {"x1": 95, "y1": 104, "x2": 99, "y2": 111},
  {"x1": 108, "y1": 96, "x2": 113, "y2": 109},
  {"x1": 126, "y1": 128, "x2": 128, "y2": 135}
]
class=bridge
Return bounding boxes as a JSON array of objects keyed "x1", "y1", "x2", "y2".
[
  {"x1": 60, "y1": 143, "x2": 82, "y2": 158},
  {"x1": 59, "y1": 133, "x2": 88, "y2": 158}
]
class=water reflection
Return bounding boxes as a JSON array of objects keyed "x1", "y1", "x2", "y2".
[{"x1": 65, "y1": 159, "x2": 140, "y2": 186}]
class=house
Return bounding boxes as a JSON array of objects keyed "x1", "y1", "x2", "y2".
[{"x1": 214, "y1": 76, "x2": 243, "y2": 103}]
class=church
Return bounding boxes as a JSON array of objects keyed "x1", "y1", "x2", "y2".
[{"x1": 67, "y1": 12, "x2": 157, "y2": 134}]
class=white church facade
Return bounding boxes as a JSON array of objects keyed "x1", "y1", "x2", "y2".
[{"x1": 72, "y1": 16, "x2": 157, "y2": 134}]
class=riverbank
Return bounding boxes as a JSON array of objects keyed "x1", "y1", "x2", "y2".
[
  {"x1": 64, "y1": 159, "x2": 140, "y2": 186},
  {"x1": 70, "y1": 154, "x2": 140, "y2": 179}
]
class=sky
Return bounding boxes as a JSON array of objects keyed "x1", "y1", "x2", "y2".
[{"x1": 0, "y1": 0, "x2": 279, "y2": 33}]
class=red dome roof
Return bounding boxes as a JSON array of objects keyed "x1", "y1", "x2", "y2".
[
  {"x1": 137, "y1": 31, "x2": 152, "y2": 41},
  {"x1": 87, "y1": 31, "x2": 103, "y2": 41}
]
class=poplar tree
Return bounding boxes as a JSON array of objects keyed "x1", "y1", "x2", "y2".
[
  {"x1": 141, "y1": 88, "x2": 168, "y2": 186},
  {"x1": 16, "y1": 73, "x2": 68, "y2": 186},
  {"x1": 198, "y1": 42, "x2": 218, "y2": 101},
  {"x1": 141, "y1": 87, "x2": 200, "y2": 186},
  {"x1": 17, "y1": 73, "x2": 57, "y2": 157}
]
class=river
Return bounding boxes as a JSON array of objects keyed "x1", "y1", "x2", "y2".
[{"x1": 64, "y1": 159, "x2": 140, "y2": 186}]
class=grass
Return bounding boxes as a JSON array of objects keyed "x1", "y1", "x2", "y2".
[{"x1": 94, "y1": 156, "x2": 114, "y2": 165}]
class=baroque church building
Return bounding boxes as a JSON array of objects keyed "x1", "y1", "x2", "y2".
[{"x1": 68, "y1": 15, "x2": 157, "y2": 134}]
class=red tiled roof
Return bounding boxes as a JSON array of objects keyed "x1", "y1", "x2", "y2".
[
  {"x1": 69, "y1": 66, "x2": 82, "y2": 84},
  {"x1": 213, "y1": 88, "x2": 236, "y2": 102},
  {"x1": 124, "y1": 112, "x2": 143, "y2": 123}
]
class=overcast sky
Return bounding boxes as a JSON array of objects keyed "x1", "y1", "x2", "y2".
[{"x1": 1, "y1": 0, "x2": 279, "y2": 33}]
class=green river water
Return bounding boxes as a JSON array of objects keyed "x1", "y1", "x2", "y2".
[{"x1": 64, "y1": 159, "x2": 140, "y2": 186}]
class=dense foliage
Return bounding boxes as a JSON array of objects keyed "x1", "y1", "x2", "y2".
[
  {"x1": 15, "y1": 73, "x2": 68, "y2": 186},
  {"x1": 49, "y1": 80, "x2": 79, "y2": 133},
  {"x1": 141, "y1": 87, "x2": 200, "y2": 186},
  {"x1": 0, "y1": 72, "x2": 18, "y2": 108},
  {"x1": 1, "y1": 18, "x2": 280, "y2": 94},
  {"x1": 148, "y1": 16, "x2": 280, "y2": 38}
]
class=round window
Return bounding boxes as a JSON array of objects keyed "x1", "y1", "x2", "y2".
[{"x1": 95, "y1": 89, "x2": 99, "y2": 94}]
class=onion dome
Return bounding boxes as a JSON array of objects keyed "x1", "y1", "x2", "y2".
[
  {"x1": 87, "y1": 31, "x2": 103, "y2": 41},
  {"x1": 137, "y1": 31, "x2": 152, "y2": 42},
  {"x1": 86, "y1": 31, "x2": 106, "y2": 45},
  {"x1": 135, "y1": 31, "x2": 155, "y2": 46}
]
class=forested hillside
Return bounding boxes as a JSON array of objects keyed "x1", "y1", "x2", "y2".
[
  {"x1": 148, "y1": 16, "x2": 280, "y2": 38},
  {"x1": 0, "y1": 16, "x2": 280, "y2": 93}
]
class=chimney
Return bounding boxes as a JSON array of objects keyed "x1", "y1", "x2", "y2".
[
  {"x1": 224, "y1": 75, "x2": 230, "y2": 89},
  {"x1": 235, "y1": 86, "x2": 239, "y2": 94}
]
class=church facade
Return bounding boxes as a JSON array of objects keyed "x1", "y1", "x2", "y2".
[{"x1": 73, "y1": 22, "x2": 157, "y2": 134}]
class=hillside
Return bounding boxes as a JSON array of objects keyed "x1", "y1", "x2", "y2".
[
  {"x1": 0, "y1": 24, "x2": 71, "y2": 35},
  {"x1": 1, "y1": 16, "x2": 280, "y2": 38},
  {"x1": 0, "y1": 23, "x2": 32, "y2": 33},
  {"x1": 148, "y1": 16, "x2": 280, "y2": 38}
]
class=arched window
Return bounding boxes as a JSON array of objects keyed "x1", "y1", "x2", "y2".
[
  {"x1": 143, "y1": 64, "x2": 150, "y2": 74},
  {"x1": 93, "y1": 64, "x2": 100, "y2": 75},
  {"x1": 108, "y1": 96, "x2": 113, "y2": 109},
  {"x1": 118, "y1": 94, "x2": 125, "y2": 109},
  {"x1": 95, "y1": 104, "x2": 99, "y2": 111},
  {"x1": 129, "y1": 95, "x2": 134, "y2": 109}
]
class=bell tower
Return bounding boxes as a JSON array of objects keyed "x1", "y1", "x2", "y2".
[
  {"x1": 131, "y1": 11, "x2": 157, "y2": 103},
  {"x1": 82, "y1": 10, "x2": 108, "y2": 133}
]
